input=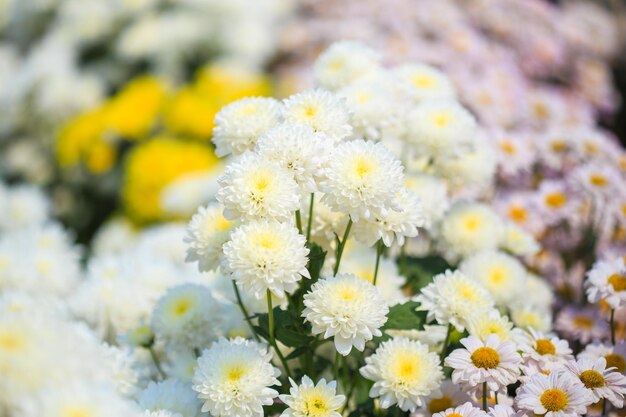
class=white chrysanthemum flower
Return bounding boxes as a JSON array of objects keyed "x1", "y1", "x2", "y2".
[
  {"x1": 586, "y1": 257, "x2": 626, "y2": 309},
  {"x1": 432, "y1": 402, "x2": 487, "y2": 417},
  {"x1": 91, "y1": 218, "x2": 138, "y2": 256},
  {"x1": 415, "y1": 270, "x2": 495, "y2": 332},
  {"x1": 256, "y1": 123, "x2": 330, "y2": 194},
  {"x1": 102, "y1": 344, "x2": 140, "y2": 397},
  {"x1": 516, "y1": 372, "x2": 592, "y2": 417},
  {"x1": 360, "y1": 337, "x2": 443, "y2": 412},
  {"x1": 500, "y1": 223, "x2": 540, "y2": 257},
  {"x1": 516, "y1": 329, "x2": 573, "y2": 376},
  {"x1": 279, "y1": 376, "x2": 345, "y2": 417},
  {"x1": 352, "y1": 188, "x2": 424, "y2": 247},
  {"x1": 579, "y1": 342, "x2": 626, "y2": 374},
  {"x1": 184, "y1": 203, "x2": 234, "y2": 273},
  {"x1": 193, "y1": 338, "x2": 280, "y2": 417},
  {"x1": 405, "y1": 173, "x2": 449, "y2": 230},
  {"x1": 0, "y1": 184, "x2": 50, "y2": 231},
  {"x1": 282, "y1": 89, "x2": 352, "y2": 139},
  {"x1": 416, "y1": 380, "x2": 471, "y2": 417},
  {"x1": 460, "y1": 251, "x2": 528, "y2": 307},
  {"x1": 405, "y1": 99, "x2": 476, "y2": 157},
  {"x1": 466, "y1": 309, "x2": 514, "y2": 342},
  {"x1": 212, "y1": 97, "x2": 283, "y2": 157},
  {"x1": 320, "y1": 139, "x2": 403, "y2": 222},
  {"x1": 437, "y1": 202, "x2": 504, "y2": 259},
  {"x1": 445, "y1": 335, "x2": 521, "y2": 392},
  {"x1": 511, "y1": 305, "x2": 552, "y2": 334},
  {"x1": 160, "y1": 169, "x2": 224, "y2": 217},
  {"x1": 314, "y1": 41, "x2": 381, "y2": 91},
  {"x1": 303, "y1": 273, "x2": 388, "y2": 356},
  {"x1": 217, "y1": 152, "x2": 300, "y2": 222},
  {"x1": 393, "y1": 64, "x2": 456, "y2": 103},
  {"x1": 222, "y1": 219, "x2": 310, "y2": 299},
  {"x1": 151, "y1": 284, "x2": 224, "y2": 348},
  {"x1": 139, "y1": 379, "x2": 203, "y2": 417},
  {"x1": 513, "y1": 274, "x2": 554, "y2": 312},
  {"x1": 562, "y1": 357, "x2": 626, "y2": 407},
  {"x1": 434, "y1": 137, "x2": 497, "y2": 189}
]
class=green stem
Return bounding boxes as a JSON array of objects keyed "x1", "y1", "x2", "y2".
[
  {"x1": 372, "y1": 239, "x2": 383, "y2": 286},
  {"x1": 295, "y1": 210, "x2": 303, "y2": 234},
  {"x1": 334, "y1": 351, "x2": 340, "y2": 384},
  {"x1": 341, "y1": 350, "x2": 364, "y2": 413},
  {"x1": 306, "y1": 193, "x2": 314, "y2": 242},
  {"x1": 440, "y1": 323, "x2": 453, "y2": 365},
  {"x1": 232, "y1": 280, "x2": 260, "y2": 342},
  {"x1": 482, "y1": 382, "x2": 488, "y2": 411},
  {"x1": 333, "y1": 218, "x2": 353, "y2": 276},
  {"x1": 267, "y1": 290, "x2": 293, "y2": 379},
  {"x1": 610, "y1": 309, "x2": 616, "y2": 345},
  {"x1": 148, "y1": 346, "x2": 165, "y2": 379}
]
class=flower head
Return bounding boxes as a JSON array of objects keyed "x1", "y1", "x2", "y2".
[
  {"x1": 516, "y1": 372, "x2": 592, "y2": 417},
  {"x1": 586, "y1": 257, "x2": 626, "y2": 309},
  {"x1": 314, "y1": 41, "x2": 381, "y2": 91},
  {"x1": 184, "y1": 203, "x2": 234, "y2": 272},
  {"x1": 393, "y1": 64, "x2": 457, "y2": 103},
  {"x1": 279, "y1": 376, "x2": 345, "y2": 417},
  {"x1": 283, "y1": 89, "x2": 352, "y2": 139},
  {"x1": 562, "y1": 357, "x2": 626, "y2": 407},
  {"x1": 432, "y1": 402, "x2": 487, "y2": 417}
]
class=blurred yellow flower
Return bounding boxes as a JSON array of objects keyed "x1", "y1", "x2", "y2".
[
  {"x1": 164, "y1": 86, "x2": 218, "y2": 138},
  {"x1": 121, "y1": 137, "x2": 220, "y2": 224},
  {"x1": 195, "y1": 63, "x2": 272, "y2": 105}
]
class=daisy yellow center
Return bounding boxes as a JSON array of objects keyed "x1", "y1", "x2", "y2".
[
  {"x1": 508, "y1": 206, "x2": 528, "y2": 222},
  {"x1": 431, "y1": 112, "x2": 450, "y2": 127},
  {"x1": 428, "y1": 397, "x2": 453, "y2": 414},
  {"x1": 0, "y1": 331, "x2": 25, "y2": 352},
  {"x1": 171, "y1": 297, "x2": 194, "y2": 317},
  {"x1": 303, "y1": 392, "x2": 331, "y2": 417},
  {"x1": 532, "y1": 102, "x2": 549, "y2": 119},
  {"x1": 579, "y1": 370, "x2": 605, "y2": 388},
  {"x1": 573, "y1": 316, "x2": 593, "y2": 330},
  {"x1": 499, "y1": 141, "x2": 516, "y2": 155},
  {"x1": 535, "y1": 339, "x2": 556, "y2": 356},
  {"x1": 589, "y1": 174, "x2": 608, "y2": 187},
  {"x1": 540, "y1": 388, "x2": 568, "y2": 412},
  {"x1": 608, "y1": 273, "x2": 626, "y2": 292},
  {"x1": 545, "y1": 192, "x2": 566, "y2": 208},
  {"x1": 604, "y1": 353, "x2": 625, "y2": 373},
  {"x1": 63, "y1": 407, "x2": 92, "y2": 417},
  {"x1": 462, "y1": 215, "x2": 481, "y2": 232},
  {"x1": 550, "y1": 140, "x2": 567, "y2": 152},
  {"x1": 353, "y1": 156, "x2": 377, "y2": 179},
  {"x1": 392, "y1": 353, "x2": 421, "y2": 383},
  {"x1": 584, "y1": 142, "x2": 599, "y2": 154},
  {"x1": 470, "y1": 346, "x2": 500, "y2": 369},
  {"x1": 447, "y1": 414, "x2": 463, "y2": 417},
  {"x1": 413, "y1": 75, "x2": 434, "y2": 88},
  {"x1": 227, "y1": 365, "x2": 246, "y2": 382}
]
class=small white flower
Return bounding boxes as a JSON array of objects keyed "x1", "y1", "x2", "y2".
[
  {"x1": 314, "y1": 41, "x2": 381, "y2": 91},
  {"x1": 561, "y1": 357, "x2": 626, "y2": 407},
  {"x1": 193, "y1": 338, "x2": 281, "y2": 417},
  {"x1": 445, "y1": 335, "x2": 521, "y2": 392},
  {"x1": 534, "y1": 180, "x2": 574, "y2": 226},
  {"x1": 212, "y1": 97, "x2": 283, "y2": 157},
  {"x1": 586, "y1": 257, "x2": 626, "y2": 309},
  {"x1": 516, "y1": 372, "x2": 592, "y2": 417},
  {"x1": 222, "y1": 219, "x2": 310, "y2": 299},
  {"x1": 320, "y1": 139, "x2": 404, "y2": 222},
  {"x1": 466, "y1": 309, "x2": 514, "y2": 342},
  {"x1": 393, "y1": 64, "x2": 457, "y2": 103},
  {"x1": 499, "y1": 223, "x2": 540, "y2": 257},
  {"x1": 139, "y1": 379, "x2": 203, "y2": 417},
  {"x1": 283, "y1": 89, "x2": 352, "y2": 139},
  {"x1": 360, "y1": 337, "x2": 443, "y2": 412},
  {"x1": 415, "y1": 269, "x2": 495, "y2": 332},
  {"x1": 432, "y1": 402, "x2": 487, "y2": 417},
  {"x1": 571, "y1": 162, "x2": 621, "y2": 200},
  {"x1": 217, "y1": 152, "x2": 300, "y2": 222},
  {"x1": 303, "y1": 273, "x2": 388, "y2": 356},
  {"x1": 279, "y1": 376, "x2": 345, "y2": 417},
  {"x1": 184, "y1": 203, "x2": 234, "y2": 272},
  {"x1": 516, "y1": 329, "x2": 573, "y2": 376}
]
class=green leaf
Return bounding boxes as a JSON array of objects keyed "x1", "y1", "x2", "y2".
[
  {"x1": 383, "y1": 301, "x2": 427, "y2": 331},
  {"x1": 399, "y1": 255, "x2": 451, "y2": 293},
  {"x1": 285, "y1": 346, "x2": 309, "y2": 360}
]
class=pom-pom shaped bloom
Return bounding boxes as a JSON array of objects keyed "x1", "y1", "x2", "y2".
[
  {"x1": 320, "y1": 139, "x2": 404, "y2": 222},
  {"x1": 139, "y1": 379, "x2": 203, "y2": 417},
  {"x1": 393, "y1": 64, "x2": 457, "y2": 103},
  {"x1": 184, "y1": 203, "x2": 234, "y2": 272},
  {"x1": 445, "y1": 335, "x2": 521, "y2": 392},
  {"x1": 222, "y1": 219, "x2": 310, "y2": 299},
  {"x1": 586, "y1": 257, "x2": 626, "y2": 309},
  {"x1": 303, "y1": 273, "x2": 388, "y2": 356},
  {"x1": 499, "y1": 223, "x2": 540, "y2": 257},
  {"x1": 212, "y1": 97, "x2": 283, "y2": 157},
  {"x1": 562, "y1": 357, "x2": 626, "y2": 407},
  {"x1": 314, "y1": 41, "x2": 381, "y2": 91},
  {"x1": 217, "y1": 152, "x2": 300, "y2": 222},
  {"x1": 516, "y1": 372, "x2": 592, "y2": 417},
  {"x1": 460, "y1": 251, "x2": 528, "y2": 307},
  {"x1": 256, "y1": 123, "x2": 330, "y2": 194},
  {"x1": 360, "y1": 337, "x2": 443, "y2": 412},
  {"x1": 405, "y1": 99, "x2": 476, "y2": 156},
  {"x1": 282, "y1": 89, "x2": 352, "y2": 139},
  {"x1": 192, "y1": 338, "x2": 280, "y2": 417},
  {"x1": 466, "y1": 309, "x2": 514, "y2": 342},
  {"x1": 415, "y1": 270, "x2": 495, "y2": 332},
  {"x1": 279, "y1": 376, "x2": 345, "y2": 417}
]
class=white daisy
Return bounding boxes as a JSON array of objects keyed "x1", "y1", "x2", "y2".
[
  {"x1": 212, "y1": 97, "x2": 283, "y2": 157},
  {"x1": 192, "y1": 337, "x2": 281, "y2": 417},
  {"x1": 562, "y1": 357, "x2": 626, "y2": 407},
  {"x1": 184, "y1": 203, "x2": 234, "y2": 272},
  {"x1": 222, "y1": 219, "x2": 310, "y2": 299},
  {"x1": 392, "y1": 64, "x2": 457, "y2": 103},
  {"x1": 415, "y1": 269, "x2": 495, "y2": 332},
  {"x1": 314, "y1": 41, "x2": 381, "y2": 91},
  {"x1": 432, "y1": 402, "x2": 487, "y2": 417},
  {"x1": 554, "y1": 306, "x2": 608, "y2": 345},
  {"x1": 320, "y1": 139, "x2": 404, "y2": 222},
  {"x1": 586, "y1": 257, "x2": 626, "y2": 309},
  {"x1": 516, "y1": 329, "x2": 573, "y2": 376},
  {"x1": 360, "y1": 337, "x2": 443, "y2": 412},
  {"x1": 578, "y1": 342, "x2": 626, "y2": 374},
  {"x1": 445, "y1": 335, "x2": 521, "y2": 392},
  {"x1": 516, "y1": 372, "x2": 592, "y2": 417},
  {"x1": 534, "y1": 180, "x2": 575, "y2": 226},
  {"x1": 414, "y1": 380, "x2": 471, "y2": 417},
  {"x1": 217, "y1": 152, "x2": 300, "y2": 222},
  {"x1": 138, "y1": 379, "x2": 203, "y2": 417},
  {"x1": 571, "y1": 162, "x2": 622, "y2": 201},
  {"x1": 282, "y1": 89, "x2": 352, "y2": 139},
  {"x1": 303, "y1": 273, "x2": 388, "y2": 356},
  {"x1": 279, "y1": 376, "x2": 345, "y2": 417}
]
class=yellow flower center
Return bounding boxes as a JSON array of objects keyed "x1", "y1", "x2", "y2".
[
  {"x1": 532, "y1": 102, "x2": 549, "y2": 119},
  {"x1": 550, "y1": 140, "x2": 567, "y2": 152},
  {"x1": 356, "y1": 92, "x2": 370, "y2": 104},
  {"x1": 214, "y1": 216, "x2": 232, "y2": 232},
  {"x1": 579, "y1": 370, "x2": 605, "y2": 389},
  {"x1": 573, "y1": 316, "x2": 593, "y2": 330},
  {"x1": 508, "y1": 206, "x2": 528, "y2": 223},
  {"x1": 0, "y1": 332, "x2": 25, "y2": 352},
  {"x1": 604, "y1": 353, "x2": 626, "y2": 373},
  {"x1": 353, "y1": 156, "x2": 377, "y2": 179},
  {"x1": 303, "y1": 105, "x2": 317, "y2": 118},
  {"x1": 339, "y1": 287, "x2": 357, "y2": 301},
  {"x1": 470, "y1": 347, "x2": 500, "y2": 369},
  {"x1": 589, "y1": 174, "x2": 608, "y2": 187},
  {"x1": 413, "y1": 75, "x2": 434, "y2": 88},
  {"x1": 545, "y1": 192, "x2": 566, "y2": 208},
  {"x1": 392, "y1": 353, "x2": 421, "y2": 383},
  {"x1": 608, "y1": 273, "x2": 626, "y2": 292},
  {"x1": 535, "y1": 339, "x2": 556, "y2": 356},
  {"x1": 584, "y1": 142, "x2": 599, "y2": 154},
  {"x1": 172, "y1": 297, "x2": 193, "y2": 317},
  {"x1": 489, "y1": 267, "x2": 506, "y2": 284},
  {"x1": 63, "y1": 407, "x2": 92, "y2": 417},
  {"x1": 463, "y1": 215, "x2": 481, "y2": 232},
  {"x1": 499, "y1": 141, "x2": 516, "y2": 155},
  {"x1": 540, "y1": 388, "x2": 568, "y2": 412},
  {"x1": 254, "y1": 232, "x2": 278, "y2": 250},
  {"x1": 253, "y1": 172, "x2": 272, "y2": 192},
  {"x1": 428, "y1": 397, "x2": 453, "y2": 413},
  {"x1": 303, "y1": 393, "x2": 331, "y2": 417},
  {"x1": 431, "y1": 112, "x2": 450, "y2": 127},
  {"x1": 447, "y1": 414, "x2": 463, "y2": 417}
]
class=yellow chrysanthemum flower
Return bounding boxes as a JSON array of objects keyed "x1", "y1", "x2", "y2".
[
  {"x1": 195, "y1": 63, "x2": 272, "y2": 105},
  {"x1": 121, "y1": 137, "x2": 221, "y2": 224},
  {"x1": 164, "y1": 86, "x2": 218, "y2": 138}
]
